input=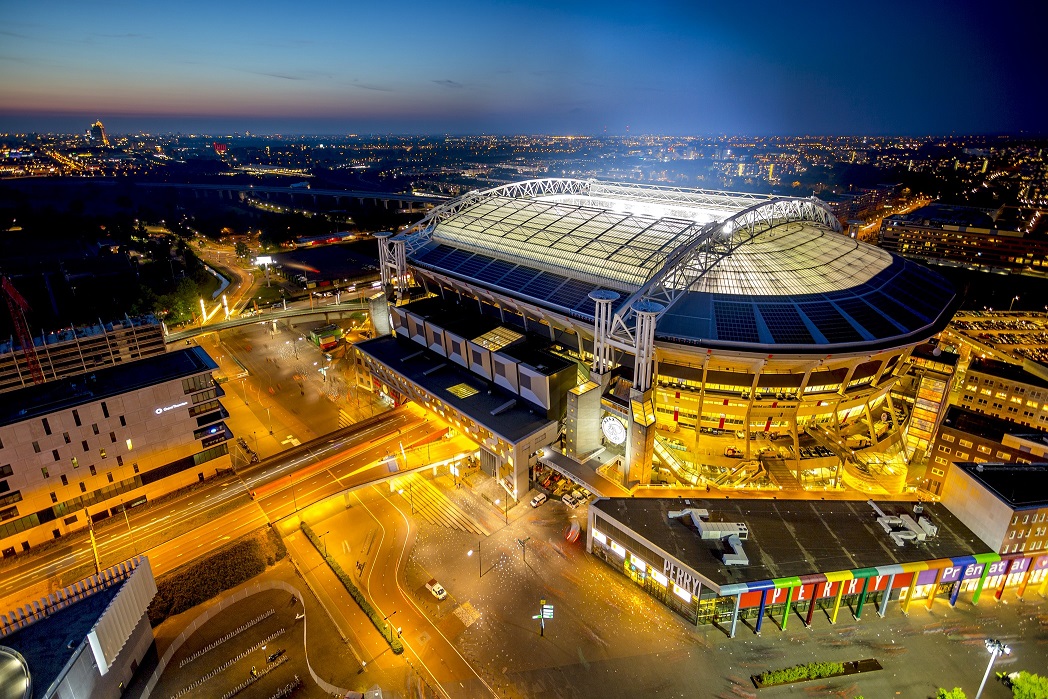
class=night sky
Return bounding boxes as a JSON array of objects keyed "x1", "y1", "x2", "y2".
[{"x1": 1, "y1": 0, "x2": 1043, "y2": 135}]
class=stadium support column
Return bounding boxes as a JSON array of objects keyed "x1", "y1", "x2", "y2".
[
  {"x1": 376, "y1": 233, "x2": 408, "y2": 303},
  {"x1": 626, "y1": 301, "x2": 663, "y2": 486},
  {"x1": 566, "y1": 291, "x2": 619, "y2": 459}
]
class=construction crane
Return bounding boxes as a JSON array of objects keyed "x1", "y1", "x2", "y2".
[{"x1": 2, "y1": 276, "x2": 45, "y2": 385}]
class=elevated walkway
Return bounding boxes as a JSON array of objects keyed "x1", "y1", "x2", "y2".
[
  {"x1": 761, "y1": 456, "x2": 803, "y2": 490},
  {"x1": 653, "y1": 435, "x2": 703, "y2": 486},
  {"x1": 536, "y1": 449, "x2": 630, "y2": 498}
]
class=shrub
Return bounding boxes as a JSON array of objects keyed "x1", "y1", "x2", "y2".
[
  {"x1": 936, "y1": 689, "x2": 967, "y2": 699},
  {"x1": 757, "y1": 661, "x2": 845, "y2": 686},
  {"x1": 148, "y1": 526, "x2": 286, "y2": 627},
  {"x1": 301, "y1": 521, "x2": 403, "y2": 654},
  {"x1": 1011, "y1": 672, "x2": 1048, "y2": 699}
]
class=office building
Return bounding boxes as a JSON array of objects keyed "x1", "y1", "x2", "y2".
[
  {"x1": 0, "y1": 347, "x2": 231, "y2": 557},
  {"x1": 942, "y1": 463, "x2": 1048, "y2": 557}
]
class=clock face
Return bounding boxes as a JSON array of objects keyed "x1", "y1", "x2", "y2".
[{"x1": 601, "y1": 415, "x2": 627, "y2": 445}]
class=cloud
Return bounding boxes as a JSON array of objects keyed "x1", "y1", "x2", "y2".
[
  {"x1": 350, "y1": 82, "x2": 394, "y2": 92},
  {"x1": 433, "y1": 79, "x2": 464, "y2": 89}
]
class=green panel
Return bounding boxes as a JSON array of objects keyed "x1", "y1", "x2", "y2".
[{"x1": 773, "y1": 576, "x2": 802, "y2": 588}]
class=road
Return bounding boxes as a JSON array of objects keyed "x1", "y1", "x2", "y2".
[
  {"x1": 0, "y1": 407, "x2": 451, "y2": 608},
  {"x1": 289, "y1": 484, "x2": 495, "y2": 697}
]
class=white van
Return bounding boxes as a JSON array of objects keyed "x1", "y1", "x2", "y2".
[{"x1": 530, "y1": 493, "x2": 547, "y2": 508}]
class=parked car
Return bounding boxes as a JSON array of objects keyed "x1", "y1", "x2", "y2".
[
  {"x1": 530, "y1": 493, "x2": 547, "y2": 508},
  {"x1": 562, "y1": 493, "x2": 579, "y2": 508},
  {"x1": 425, "y1": 579, "x2": 447, "y2": 601},
  {"x1": 571, "y1": 489, "x2": 588, "y2": 504}
]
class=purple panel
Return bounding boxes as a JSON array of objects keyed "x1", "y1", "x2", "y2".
[
  {"x1": 961, "y1": 563, "x2": 984, "y2": 581},
  {"x1": 1033, "y1": 555, "x2": 1048, "y2": 572},
  {"x1": 916, "y1": 569, "x2": 939, "y2": 585},
  {"x1": 987, "y1": 560, "x2": 1009, "y2": 577},
  {"x1": 940, "y1": 566, "x2": 964, "y2": 584},
  {"x1": 1007, "y1": 557, "x2": 1031, "y2": 575}
]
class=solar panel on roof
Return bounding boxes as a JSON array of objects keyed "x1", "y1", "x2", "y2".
[
  {"x1": 798, "y1": 302, "x2": 864, "y2": 343},
  {"x1": 868, "y1": 291, "x2": 930, "y2": 330},
  {"x1": 474, "y1": 259, "x2": 516, "y2": 284},
  {"x1": 713, "y1": 301, "x2": 761, "y2": 343},
  {"x1": 834, "y1": 297, "x2": 904, "y2": 339},
  {"x1": 414, "y1": 244, "x2": 457, "y2": 266},
  {"x1": 755, "y1": 304, "x2": 815, "y2": 345},
  {"x1": 440, "y1": 248, "x2": 476, "y2": 269},
  {"x1": 521, "y1": 272, "x2": 568, "y2": 299},
  {"x1": 454, "y1": 253, "x2": 493, "y2": 277},
  {"x1": 554, "y1": 279, "x2": 599, "y2": 309},
  {"x1": 499, "y1": 267, "x2": 541, "y2": 291}
]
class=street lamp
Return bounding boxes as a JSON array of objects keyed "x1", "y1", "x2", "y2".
[
  {"x1": 319, "y1": 530, "x2": 330, "y2": 556},
  {"x1": 975, "y1": 638, "x2": 1011, "y2": 699},
  {"x1": 382, "y1": 610, "x2": 398, "y2": 641},
  {"x1": 1009, "y1": 295, "x2": 1019, "y2": 311},
  {"x1": 468, "y1": 540, "x2": 483, "y2": 578}
]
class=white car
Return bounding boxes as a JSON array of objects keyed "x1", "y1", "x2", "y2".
[
  {"x1": 426, "y1": 579, "x2": 447, "y2": 601},
  {"x1": 530, "y1": 493, "x2": 547, "y2": 508}
]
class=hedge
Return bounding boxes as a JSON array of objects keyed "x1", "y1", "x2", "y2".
[
  {"x1": 757, "y1": 661, "x2": 845, "y2": 686},
  {"x1": 148, "y1": 527, "x2": 287, "y2": 626},
  {"x1": 300, "y1": 521, "x2": 403, "y2": 654}
]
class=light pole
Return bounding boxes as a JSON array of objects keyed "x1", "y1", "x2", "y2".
[
  {"x1": 199, "y1": 298, "x2": 206, "y2": 327},
  {"x1": 290, "y1": 473, "x2": 299, "y2": 512},
  {"x1": 468, "y1": 540, "x2": 483, "y2": 578},
  {"x1": 1009, "y1": 295, "x2": 1019, "y2": 311},
  {"x1": 975, "y1": 638, "x2": 1011, "y2": 699},
  {"x1": 319, "y1": 530, "x2": 330, "y2": 556},
  {"x1": 121, "y1": 502, "x2": 138, "y2": 555},
  {"x1": 382, "y1": 610, "x2": 398, "y2": 641},
  {"x1": 517, "y1": 536, "x2": 531, "y2": 564}
]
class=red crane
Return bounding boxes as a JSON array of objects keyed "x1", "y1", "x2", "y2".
[{"x1": 1, "y1": 276, "x2": 45, "y2": 385}]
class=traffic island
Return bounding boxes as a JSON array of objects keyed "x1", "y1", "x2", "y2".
[
  {"x1": 300, "y1": 521, "x2": 404, "y2": 654},
  {"x1": 751, "y1": 659, "x2": 882, "y2": 689}
]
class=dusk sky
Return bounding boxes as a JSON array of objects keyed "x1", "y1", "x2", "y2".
[{"x1": 1, "y1": 0, "x2": 1043, "y2": 136}]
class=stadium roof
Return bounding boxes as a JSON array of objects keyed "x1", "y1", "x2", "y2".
[{"x1": 397, "y1": 178, "x2": 957, "y2": 352}]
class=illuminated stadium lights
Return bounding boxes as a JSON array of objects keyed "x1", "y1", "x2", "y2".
[{"x1": 367, "y1": 178, "x2": 958, "y2": 493}]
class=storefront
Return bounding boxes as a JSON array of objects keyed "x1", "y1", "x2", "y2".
[{"x1": 587, "y1": 497, "x2": 1046, "y2": 637}]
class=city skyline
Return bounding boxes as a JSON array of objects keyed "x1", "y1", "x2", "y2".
[{"x1": 1, "y1": 0, "x2": 1045, "y2": 136}]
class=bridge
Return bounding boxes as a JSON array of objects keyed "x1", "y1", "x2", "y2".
[
  {"x1": 136, "y1": 181, "x2": 449, "y2": 208},
  {"x1": 165, "y1": 301, "x2": 372, "y2": 344}
]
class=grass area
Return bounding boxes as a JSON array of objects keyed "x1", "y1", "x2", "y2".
[
  {"x1": 148, "y1": 526, "x2": 287, "y2": 627},
  {"x1": 253, "y1": 284, "x2": 284, "y2": 305},
  {"x1": 300, "y1": 521, "x2": 403, "y2": 654}
]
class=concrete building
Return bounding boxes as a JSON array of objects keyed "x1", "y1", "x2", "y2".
[
  {"x1": 0, "y1": 347, "x2": 231, "y2": 557},
  {"x1": 960, "y1": 357, "x2": 1048, "y2": 428},
  {"x1": 367, "y1": 179, "x2": 958, "y2": 501},
  {"x1": 0, "y1": 556, "x2": 156, "y2": 698},
  {"x1": 879, "y1": 203, "x2": 1048, "y2": 274},
  {"x1": 942, "y1": 463, "x2": 1048, "y2": 557},
  {"x1": 585, "y1": 496, "x2": 1043, "y2": 637},
  {"x1": 0, "y1": 316, "x2": 165, "y2": 394},
  {"x1": 927, "y1": 405, "x2": 1048, "y2": 496}
]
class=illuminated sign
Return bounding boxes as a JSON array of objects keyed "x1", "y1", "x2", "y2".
[
  {"x1": 154, "y1": 401, "x2": 189, "y2": 415},
  {"x1": 601, "y1": 416, "x2": 627, "y2": 445},
  {"x1": 255, "y1": 256, "x2": 273, "y2": 265},
  {"x1": 609, "y1": 541, "x2": 626, "y2": 558}
]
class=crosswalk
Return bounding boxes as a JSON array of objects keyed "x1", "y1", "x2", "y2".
[{"x1": 392, "y1": 473, "x2": 489, "y2": 536}]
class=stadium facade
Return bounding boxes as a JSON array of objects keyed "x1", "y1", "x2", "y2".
[{"x1": 358, "y1": 179, "x2": 958, "y2": 501}]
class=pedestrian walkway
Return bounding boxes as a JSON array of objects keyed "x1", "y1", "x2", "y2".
[{"x1": 392, "y1": 472, "x2": 490, "y2": 536}]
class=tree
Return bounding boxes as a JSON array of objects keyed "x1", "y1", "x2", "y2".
[
  {"x1": 937, "y1": 690, "x2": 967, "y2": 699},
  {"x1": 1011, "y1": 672, "x2": 1048, "y2": 699},
  {"x1": 235, "y1": 241, "x2": 250, "y2": 258}
]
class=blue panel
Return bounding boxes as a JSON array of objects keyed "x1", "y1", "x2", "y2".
[
  {"x1": 499, "y1": 267, "x2": 541, "y2": 291},
  {"x1": 440, "y1": 248, "x2": 476, "y2": 270},
  {"x1": 454, "y1": 253, "x2": 494, "y2": 277},
  {"x1": 867, "y1": 290, "x2": 930, "y2": 329},
  {"x1": 414, "y1": 244, "x2": 457, "y2": 267},
  {"x1": 798, "y1": 302, "x2": 864, "y2": 343},
  {"x1": 554, "y1": 279, "x2": 599, "y2": 309},
  {"x1": 474, "y1": 259, "x2": 517, "y2": 284},
  {"x1": 834, "y1": 298, "x2": 903, "y2": 338},
  {"x1": 713, "y1": 301, "x2": 761, "y2": 344},
  {"x1": 755, "y1": 304, "x2": 815, "y2": 345},
  {"x1": 521, "y1": 272, "x2": 569, "y2": 300}
]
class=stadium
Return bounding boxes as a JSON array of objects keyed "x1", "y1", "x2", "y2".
[{"x1": 358, "y1": 178, "x2": 958, "y2": 500}]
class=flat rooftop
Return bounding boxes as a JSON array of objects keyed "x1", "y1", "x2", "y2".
[
  {"x1": 271, "y1": 241, "x2": 378, "y2": 281},
  {"x1": 356, "y1": 334, "x2": 555, "y2": 443},
  {"x1": 593, "y1": 497, "x2": 988, "y2": 593},
  {"x1": 1, "y1": 583, "x2": 121, "y2": 699},
  {"x1": 0, "y1": 346, "x2": 217, "y2": 428},
  {"x1": 969, "y1": 357, "x2": 1048, "y2": 390},
  {"x1": 941, "y1": 405, "x2": 1048, "y2": 444},
  {"x1": 953, "y1": 463, "x2": 1048, "y2": 509}
]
